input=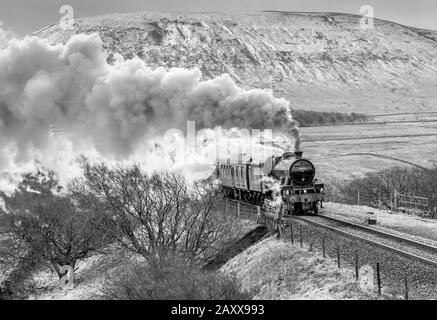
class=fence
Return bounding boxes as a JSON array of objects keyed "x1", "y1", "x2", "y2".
[
  {"x1": 223, "y1": 199, "x2": 283, "y2": 235},
  {"x1": 393, "y1": 190, "x2": 435, "y2": 217},
  {"x1": 221, "y1": 198, "x2": 437, "y2": 299},
  {"x1": 326, "y1": 186, "x2": 436, "y2": 219},
  {"x1": 224, "y1": 199, "x2": 260, "y2": 221}
]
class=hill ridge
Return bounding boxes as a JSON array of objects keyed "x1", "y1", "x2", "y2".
[{"x1": 31, "y1": 11, "x2": 437, "y2": 114}]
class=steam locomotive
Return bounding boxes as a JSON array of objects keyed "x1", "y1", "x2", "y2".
[{"x1": 216, "y1": 150, "x2": 325, "y2": 215}]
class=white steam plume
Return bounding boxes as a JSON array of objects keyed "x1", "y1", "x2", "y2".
[{"x1": 0, "y1": 32, "x2": 300, "y2": 191}]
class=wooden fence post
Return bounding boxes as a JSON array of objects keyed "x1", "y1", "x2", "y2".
[
  {"x1": 376, "y1": 263, "x2": 381, "y2": 296},
  {"x1": 256, "y1": 206, "x2": 261, "y2": 224},
  {"x1": 309, "y1": 241, "x2": 313, "y2": 252},
  {"x1": 225, "y1": 199, "x2": 228, "y2": 214},
  {"x1": 336, "y1": 247, "x2": 341, "y2": 268},
  {"x1": 322, "y1": 236, "x2": 326, "y2": 258},
  {"x1": 299, "y1": 226, "x2": 303, "y2": 248},
  {"x1": 276, "y1": 219, "x2": 283, "y2": 239},
  {"x1": 355, "y1": 251, "x2": 359, "y2": 280},
  {"x1": 237, "y1": 202, "x2": 240, "y2": 219},
  {"x1": 357, "y1": 188, "x2": 360, "y2": 205},
  {"x1": 378, "y1": 192, "x2": 381, "y2": 209},
  {"x1": 290, "y1": 223, "x2": 294, "y2": 245},
  {"x1": 389, "y1": 191, "x2": 393, "y2": 210},
  {"x1": 404, "y1": 275, "x2": 409, "y2": 300},
  {"x1": 393, "y1": 189, "x2": 398, "y2": 212}
]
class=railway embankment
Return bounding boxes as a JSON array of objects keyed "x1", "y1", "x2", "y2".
[
  {"x1": 290, "y1": 215, "x2": 437, "y2": 299},
  {"x1": 205, "y1": 224, "x2": 268, "y2": 270},
  {"x1": 220, "y1": 236, "x2": 378, "y2": 300}
]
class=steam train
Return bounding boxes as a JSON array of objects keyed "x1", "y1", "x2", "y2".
[{"x1": 216, "y1": 151, "x2": 325, "y2": 215}]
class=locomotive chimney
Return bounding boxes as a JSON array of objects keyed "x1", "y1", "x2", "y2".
[{"x1": 295, "y1": 150, "x2": 303, "y2": 159}]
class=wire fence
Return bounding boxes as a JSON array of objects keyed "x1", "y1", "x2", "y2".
[
  {"x1": 221, "y1": 198, "x2": 437, "y2": 300},
  {"x1": 325, "y1": 187, "x2": 437, "y2": 219},
  {"x1": 224, "y1": 199, "x2": 263, "y2": 223}
]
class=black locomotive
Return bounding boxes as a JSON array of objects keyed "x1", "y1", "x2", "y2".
[{"x1": 216, "y1": 150, "x2": 325, "y2": 215}]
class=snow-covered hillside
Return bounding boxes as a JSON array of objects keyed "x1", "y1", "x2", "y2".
[{"x1": 32, "y1": 11, "x2": 437, "y2": 114}]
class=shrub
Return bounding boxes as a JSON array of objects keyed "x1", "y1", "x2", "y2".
[
  {"x1": 292, "y1": 109, "x2": 368, "y2": 126},
  {"x1": 329, "y1": 166, "x2": 437, "y2": 213},
  {"x1": 97, "y1": 254, "x2": 252, "y2": 300}
]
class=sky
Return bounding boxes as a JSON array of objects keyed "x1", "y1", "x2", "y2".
[{"x1": 0, "y1": 0, "x2": 436, "y2": 36}]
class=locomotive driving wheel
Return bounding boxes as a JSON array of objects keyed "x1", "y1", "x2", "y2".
[{"x1": 293, "y1": 202, "x2": 303, "y2": 215}]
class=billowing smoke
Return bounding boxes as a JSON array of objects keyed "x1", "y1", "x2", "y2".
[{"x1": 0, "y1": 31, "x2": 300, "y2": 191}]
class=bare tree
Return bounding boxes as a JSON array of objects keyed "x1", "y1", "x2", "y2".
[
  {"x1": 0, "y1": 169, "x2": 115, "y2": 282},
  {"x1": 70, "y1": 160, "x2": 240, "y2": 263}
]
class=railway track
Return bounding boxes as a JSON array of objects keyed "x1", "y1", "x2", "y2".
[
  {"x1": 291, "y1": 214, "x2": 437, "y2": 268},
  {"x1": 225, "y1": 199, "x2": 437, "y2": 298}
]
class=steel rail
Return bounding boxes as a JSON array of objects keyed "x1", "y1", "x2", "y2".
[
  {"x1": 292, "y1": 215, "x2": 437, "y2": 269},
  {"x1": 317, "y1": 214, "x2": 437, "y2": 253}
]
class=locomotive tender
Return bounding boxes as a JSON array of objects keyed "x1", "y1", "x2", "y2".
[{"x1": 216, "y1": 150, "x2": 325, "y2": 215}]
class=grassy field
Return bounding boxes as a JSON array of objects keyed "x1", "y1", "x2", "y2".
[{"x1": 299, "y1": 121, "x2": 437, "y2": 182}]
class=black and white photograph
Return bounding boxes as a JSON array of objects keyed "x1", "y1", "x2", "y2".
[{"x1": 0, "y1": 0, "x2": 437, "y2": 307}]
